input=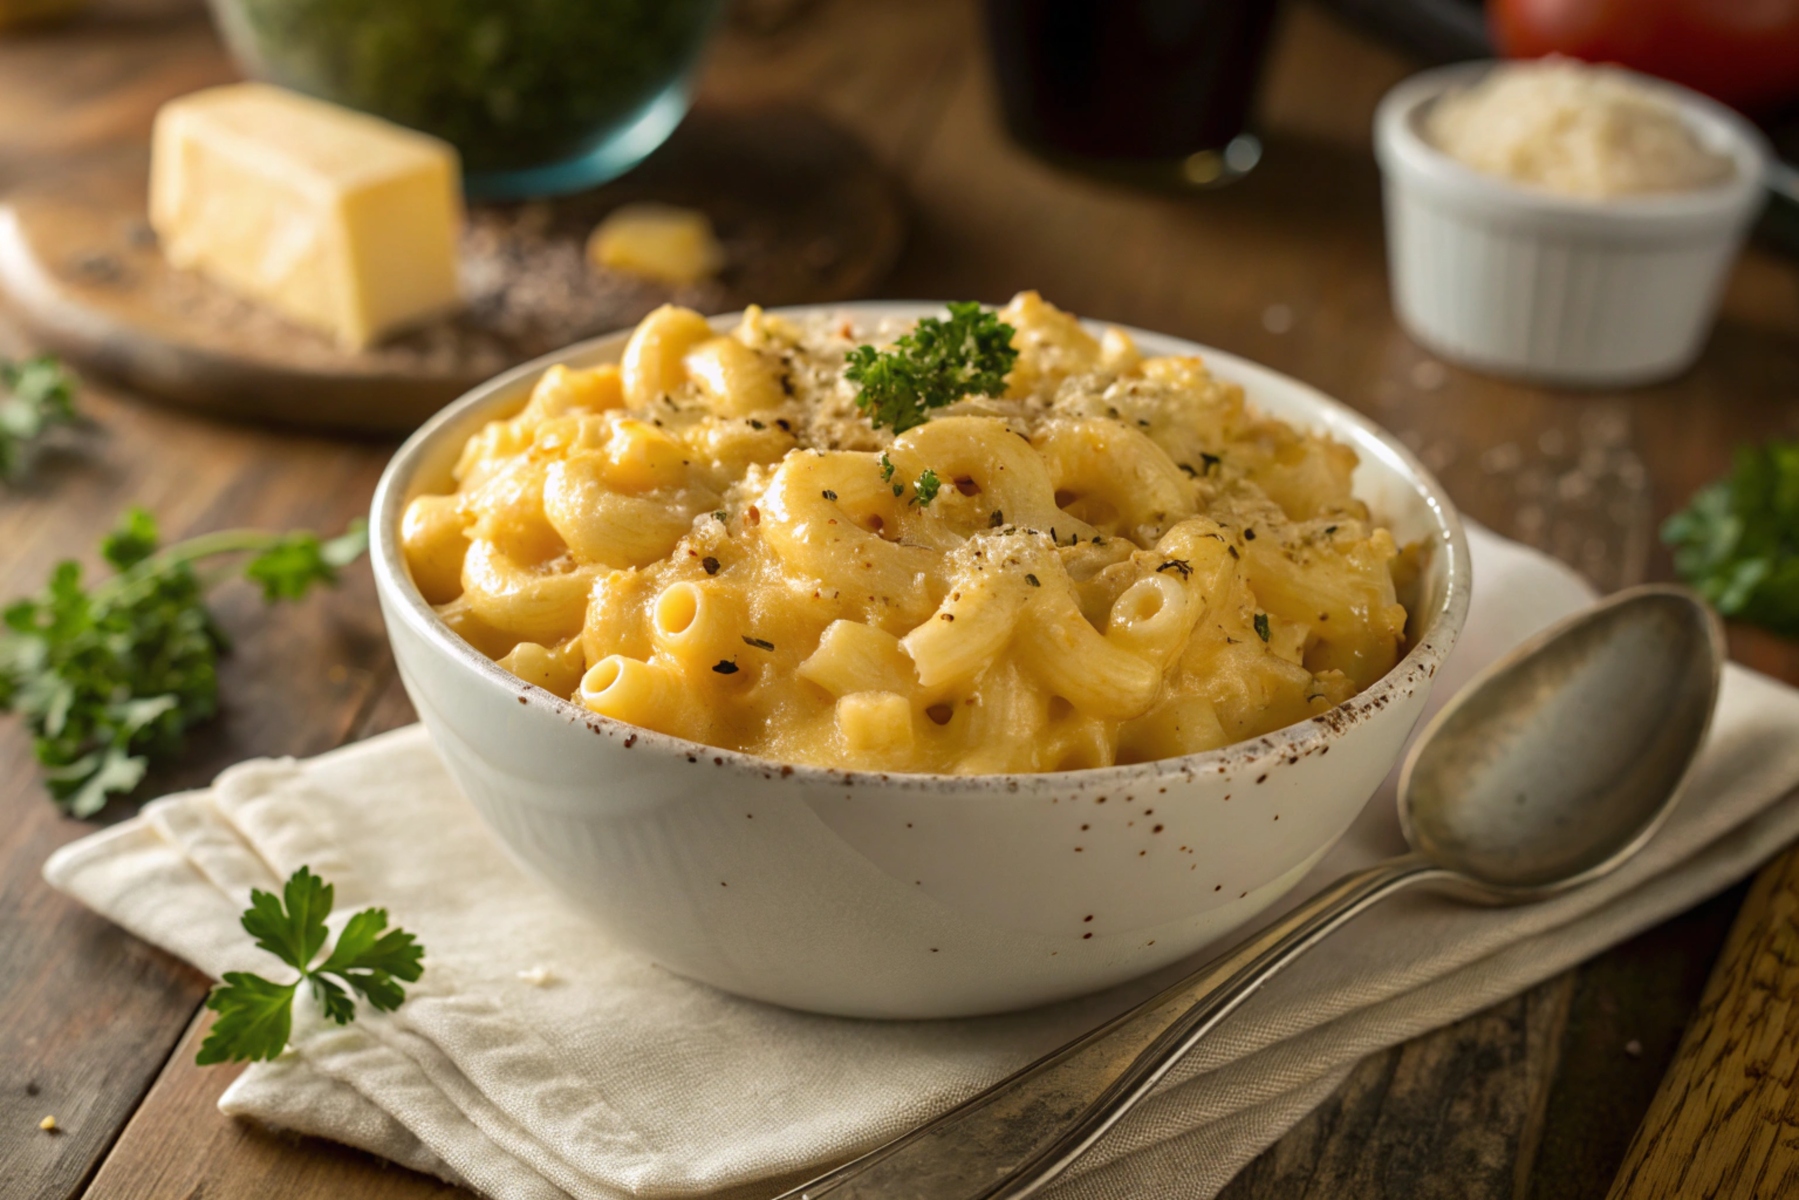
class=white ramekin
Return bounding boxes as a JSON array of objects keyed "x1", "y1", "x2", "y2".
[{"x1": 1374, "y1": 61, "x2": 1770, "y2": 388}]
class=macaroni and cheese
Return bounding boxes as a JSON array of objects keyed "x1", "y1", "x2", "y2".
[{"x1": 402, "y1": 294, "x2": 1410, "y2": 774}]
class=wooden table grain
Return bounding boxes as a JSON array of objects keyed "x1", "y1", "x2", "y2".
[{"x1": 1, "y1": 2, "x2": 1796, "y2": 1198}]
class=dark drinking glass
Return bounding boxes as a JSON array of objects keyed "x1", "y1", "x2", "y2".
[{"x1": 983, "y1": 0, "x2": 1281, "y2": 188}]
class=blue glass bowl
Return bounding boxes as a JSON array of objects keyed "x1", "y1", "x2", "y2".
[{"x1": 207, "y1": 0, "x2": 723, "y2": 199}]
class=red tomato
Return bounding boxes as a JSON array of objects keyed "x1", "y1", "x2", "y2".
[{"x1": 1492, "y1": 0, "x2": 1799, "y2": 114}]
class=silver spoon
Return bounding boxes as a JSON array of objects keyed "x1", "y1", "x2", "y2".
[{"x1": 778, "y1": 584, "x2": 1724, "y2": 1200}]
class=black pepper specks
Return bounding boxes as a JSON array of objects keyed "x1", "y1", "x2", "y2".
[
  {"x1": 702, "y1": 556, "x2": 721, "y2": 575},
  {"x1": 713, "y1": 660, "x2": 740, "y2": 674}
]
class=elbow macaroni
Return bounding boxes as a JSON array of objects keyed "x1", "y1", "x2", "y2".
[{"x1": 402, "y1": 294, "x2": 1412, "y2": 774}]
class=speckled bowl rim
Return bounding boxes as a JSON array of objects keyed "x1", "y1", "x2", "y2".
[{"x1": 370, "y1": 302, "x2": 1471, "y2": 795}]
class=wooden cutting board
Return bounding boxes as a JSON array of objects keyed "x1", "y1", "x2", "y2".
[
  {"x1": 1607, "y1": 837, "x2": 1799, "y2": 1199},
  {"x1": 0, "y1": 106, "x2": 904, "y2": 434}
]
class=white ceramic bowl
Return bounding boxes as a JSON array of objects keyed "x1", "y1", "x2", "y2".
[
  {"x1": 370, "y1": 305, "x2": 1471, "y2": 1018},
  {"x1": 1375, "y1": 61, "x2": 1770, "y2": 388}
]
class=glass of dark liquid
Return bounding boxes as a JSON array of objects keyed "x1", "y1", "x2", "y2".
[{"x1": 982, "y1": 0, "x2": 1281, "y2": 189}]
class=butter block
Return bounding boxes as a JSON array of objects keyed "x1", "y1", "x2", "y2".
[{"x1": 150, "y1": 83, "x2": 464, "y2": 351}]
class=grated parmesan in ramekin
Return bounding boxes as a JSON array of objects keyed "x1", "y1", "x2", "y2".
[{"x1": 1425, "y1": 58, "x2": 1735, "y2": 200}]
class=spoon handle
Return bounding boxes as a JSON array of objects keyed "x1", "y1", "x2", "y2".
[{"x1": 782, "y1": 853, "x2": 1450, "y2": 1200}]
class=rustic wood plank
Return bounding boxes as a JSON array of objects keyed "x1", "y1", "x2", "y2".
[
  {"x1": 1606, "y1": 849, "x2": 1799, "y2": 1200},
  {"x1": 0, "y1": 370, "x2": 398, "y2": 1200},
  {"x1": 1528, "y1": 882, "x2": 1747, "y2": 1200},
  {"x1": 0, "y1": 0, "x2": 229, "y2": 194},
  {"x1": 0, "y1": 726, "x2": 210, "y2": 1200},
  {"x1": 81, "y1": 1010, "x2": 465, "y2": 1200},
  {"x1": 0, "y1": 347, "x2": 398, "y2": 1200},
  {"x1": 1219, "y1": 978, "x2": 1572, "y2": 1200}
]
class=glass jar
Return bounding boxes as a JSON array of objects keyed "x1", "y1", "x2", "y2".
[{"x1": 207, "y1": 0, "x2": 723, "y2": 199}]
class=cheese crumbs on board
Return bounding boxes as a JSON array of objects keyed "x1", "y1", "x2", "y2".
[
  {"x1": 588, "y1": 203, "x2": 724, "y2": 286},
  {"x1": 1426, "y1": 58, "x2": 1734, "y2": 200}
]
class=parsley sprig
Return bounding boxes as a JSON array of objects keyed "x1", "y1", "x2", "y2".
[
  {"x1": 0, "y1": 508, "x2": 369, "y2": 816},
  {"x1": 844, "y1": 302, "x2": 1017, "y2": 434},
  {"x1": 1663, "y1": 440, "x2": 1799, "y2": 637},
  {"x1": 914, "y1": 468, "x2": 942, "y2": 507},
  {"x1": 198, "y1": 866, "x2": 425, "y2": 1065},
  {"x1": 0, "y1": 355, "x2": 80, "y2": 482}
]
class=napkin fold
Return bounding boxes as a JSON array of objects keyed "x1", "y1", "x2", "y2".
[{"x1": 45, "y1": 526, "x2": 1799, "y2": 1200}]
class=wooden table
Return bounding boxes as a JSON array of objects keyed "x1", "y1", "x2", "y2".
[{"x1": 3, "y1": 2, "x2": 1797, "y2": 1198}]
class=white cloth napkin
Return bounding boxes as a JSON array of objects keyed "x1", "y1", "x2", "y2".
[{"x1": 44, "y1": 526, "x2": 1799, "y2": 1200}]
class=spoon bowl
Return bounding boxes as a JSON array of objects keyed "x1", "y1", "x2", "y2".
[{"x1": 1400, "y1": 585, "x2": 1725, "y2": 896}]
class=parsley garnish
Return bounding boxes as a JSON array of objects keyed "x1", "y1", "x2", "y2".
[
  {"x1": 0, "y1": 508, "x2": 368, "y2": 816},
  {"x1": 1, "y1": 355, "x2": 80, "y2": 483},
  {"x1": 843, "y1": 302, "x2": 1017, "y2": 434},
  {"x1": 879, "y1": 453, "x2": 895, "y2": 482},
  {"x1": 196, "y1": 866, "x2": 424, "y2": 1065},
  {"x1": 742, "y1": 635, "x2": 774, "y2": 651},
  {"x1": 1024, "y1": 573, "x2": 1041, "y2": 587},
  {"x1": 1663, "y1": 440, "x2": 1799, "y2": 636},
  {"x1": 989, "y1": 510, "x2": 1005, "y2": 528},
  {"x1": 1254, "y1": 612, "x2": 1271, "y2": 642},
  {"x1": 914, "y1": 468, "x2": 942, "y2": 507}
]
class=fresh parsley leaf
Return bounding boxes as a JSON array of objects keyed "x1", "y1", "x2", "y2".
[
  {"x1": 318, "y1": 906, "x2": 424, "y2": 1014},
  {"x1": 914, "y1": 468, "x2": 942, "y2": 507},
  {"x1": 844, "y1": 302, "x2": 1017, "y2": 434},
  {"x1": 197, "y1": 972, "x2": 299, "y2": 1065},
  {"x1": 878, "y1": 452, "x2": 895, "y2": 482},
  {"x1": 196, "y1": 866, "x2": 426, "y2": 1065},
  {"x1": 0, "y1": 509, "x2": 368, "y2": 814},
  {"x1": 0, "y1": 355, "x2": 79, "y2": 483},
  {"x1": 243, "y1": 866, "x2": 334, "y2": 970},
  {"x1": 1254, "y1": 612, "x2": 1271, "y2": 642},
  {"x1": 1663, "y1": 440, "x2": 1799, "y2": 636},
  {"x1": 244, "y1": 521, "x2": 369, "y2": 601},
  {"x1": 101, "y1": 507, "x2": 160, "y2": 571}
]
